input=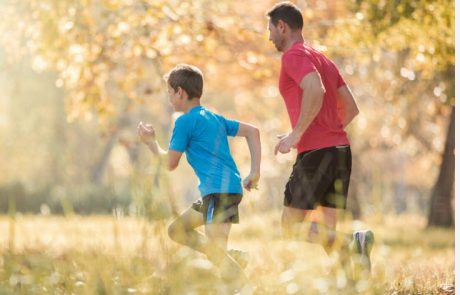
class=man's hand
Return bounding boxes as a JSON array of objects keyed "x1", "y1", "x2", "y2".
[
  {"x1": 243, "y1": 172, "x2": 260, "y2": 191},
  {"x1": 274, "y1": 132, "x2": 302, "y2": 155},
  {"x1": 138, "y1": 121, "x2": 156, "y2": 145}
]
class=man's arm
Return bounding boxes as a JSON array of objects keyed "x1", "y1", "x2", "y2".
[
  {"x1": 138, "y1": 122, "x2": 183, "y2": 171},
  {"x1": 235, "y1": 122, "x2": 261, "y2": 191},
  {"x1": 275, "y1": 71, "x2": 325, "y2": 155},
  {"x1": 336, "y1": 85, "x2": 359, "y2": 128}
]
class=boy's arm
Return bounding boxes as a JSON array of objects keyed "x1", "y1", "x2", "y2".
[
  {"x1": 138, "y1": 122, "x2": 183, "y2": 171},
  {"x1": 235, "y1": 122, "x2": 261, "y2": 191},
  {"x1": 336, "y1": 85, "x2": 359, "y2": 128}
]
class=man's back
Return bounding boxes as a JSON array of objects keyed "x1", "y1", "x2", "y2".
[
  {"x1": 169, "y1": 105, "x2": 242, "y2": 196},
  {"x1": 279, "y1": 41, "x2": 350, "y2": 152}
]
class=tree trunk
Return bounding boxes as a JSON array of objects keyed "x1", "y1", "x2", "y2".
[
  {"x1": 427, "y1": 106, "x2": 454, "y2": 227},
  {"x1": 91, "y1": 113, "x2": 132, "y2": 184}
]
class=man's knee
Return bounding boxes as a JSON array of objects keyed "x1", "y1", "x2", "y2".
[{"x1": 281, "y1": 219, "x2": 299, "y2": 239}]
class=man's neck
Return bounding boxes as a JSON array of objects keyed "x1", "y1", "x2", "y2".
[{"x1": 283, "y1": 34, "x2": 304, "y2": 52}]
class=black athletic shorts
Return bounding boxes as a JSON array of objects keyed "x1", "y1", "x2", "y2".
[
  {"x1": 284, "y1": 145, "x2": 352, "y2": 210},
  {"x1": 192, "y1": 193, "x2": 242, "y2": 224}
]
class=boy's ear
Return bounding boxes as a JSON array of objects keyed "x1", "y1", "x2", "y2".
[
  {"x1": 177, "y1": 87, "x2": 189, "y2": 100},
  {"x1": 176, "y1": 86, "x2": 183, "y2": 97}
]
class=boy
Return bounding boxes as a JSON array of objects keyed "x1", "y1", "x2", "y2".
[{"x1": 138, "y1": 64, "x2": 261, "y2": 286}]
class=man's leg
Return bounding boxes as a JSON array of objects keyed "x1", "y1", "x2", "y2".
[
  {"x1": 316, "y1": 206, "x2": 345, "y2": 253},
  {"x1": 282, "y1": 148, "x2": 341, "y2": 247},
  {"x1": 312, "y1": 206, "x2": 375, "y2": 276},
  {"x1": 281, "y1": 206, "x2": 309, "y2": 238},
  {"x1": 319, "y1": 206, "x2": 337, "y2": 229},
  {"x1": 281, "y1": 205, "x2": 351, "y2": 254}
]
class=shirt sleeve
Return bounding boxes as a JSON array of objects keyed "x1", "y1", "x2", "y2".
[
  {"x1": 225, "y1": 118, "x2": 240, "y2": 137},
  {"x1": 216, "y1": 114, "x2": 240, "y2": 137},
  {"x1": 169, "y1": 116, "x2": 191, "y2": 152},
  {"x1": 337, "y1": 71, "x2": 346, "y2": 88},
  {"x1": 282, "y1": 52, "x2": 317, "y2": 85}
]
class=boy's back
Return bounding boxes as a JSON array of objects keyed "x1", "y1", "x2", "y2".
[{"x1": 169, "y1": 105, "x2": 242, "y2": 197}]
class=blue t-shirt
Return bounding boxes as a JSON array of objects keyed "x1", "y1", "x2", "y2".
[{"x1": 169, "y1": 106, "x2": 243, "y2": 197}]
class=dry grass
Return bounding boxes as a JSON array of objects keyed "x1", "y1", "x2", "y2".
[{"x1": 0, "y1": 213, "x2": 454, "y2": 294}]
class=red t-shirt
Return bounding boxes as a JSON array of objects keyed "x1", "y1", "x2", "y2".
[{"x1": 279, "y1": 41, "x2": 350, "y2": 153}]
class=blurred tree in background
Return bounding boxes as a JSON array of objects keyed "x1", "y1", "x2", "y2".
[
  {"x1": 327, "y1": 0, "x2": 454, "y2": 227},
  {"x1": 0, "y1": 0, "x2": 281, "y2": 216},
  {"x1": 0, "y1": 0, "x2": 454, "y2": 226}
]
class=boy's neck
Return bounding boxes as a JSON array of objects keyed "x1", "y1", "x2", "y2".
[{"x1": 183, "y1": 98, "x2": 201, "y2": 113}]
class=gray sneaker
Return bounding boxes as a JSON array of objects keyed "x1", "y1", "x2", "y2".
[{"x1": 351, "y1": 230, "x2": 374, "y2": 271}]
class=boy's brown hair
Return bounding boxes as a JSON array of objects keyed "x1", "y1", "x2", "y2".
[{"x1": 164, "y1": 64, "x2": 203, "y2": 99}]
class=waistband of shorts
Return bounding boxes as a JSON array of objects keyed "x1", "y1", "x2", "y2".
[
  {"x1": 202, "y1": 193, "x2": 243, "y2": 199},
  {"x1": 298, "y1": 145, "x2": 350, "y2": 157}
]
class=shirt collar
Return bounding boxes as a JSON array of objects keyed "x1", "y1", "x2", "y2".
[{"x1": 189, "y1": 105, "x2": 203, "y2": 113}]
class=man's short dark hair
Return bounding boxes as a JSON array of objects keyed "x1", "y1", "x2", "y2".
[
  {"x1": 266, "y1": 1, "x2": 303, "y2": 30},
  {"x1": 164, "y1": 64, "x2": 203, "y2": 99}
]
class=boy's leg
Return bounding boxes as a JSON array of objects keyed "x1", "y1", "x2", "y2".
[
  {"x1": 203, "y1": 194, "x2": 248, "y2": 287},
  {"x1": 205, "y1": 223, "x2": 232, "y2": 249},
  {"x1": 204, "y1": 222, "x2": 231, "y2": 255},
  {"x1": 168, "y1": 196, "x2": 247, "y2": 275},
  {"x1": 205, "y1": 223, "x2": 252, "y2": 294},
  {"x1": 168, "y1": 199, "x2": 248, "y2": 266},
  {"x1": 168, "y1": 207, "x2": 209, "y2": 253},
  {"x1": 205, "y1": 223, "x2": 246, "y2": 282}
]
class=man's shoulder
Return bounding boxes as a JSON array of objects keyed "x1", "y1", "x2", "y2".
[{"x1": 282, "y1": 44, "x2": 313, "y2": 62}]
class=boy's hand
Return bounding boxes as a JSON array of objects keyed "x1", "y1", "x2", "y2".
[
  {"x1": 243, "y1": 172, "x2": 260, "y2": 191},
  {"x1": 137, "y1": 121, "x2": 156, "y2": 144}
]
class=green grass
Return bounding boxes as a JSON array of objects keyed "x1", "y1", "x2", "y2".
[{"x1": 0, "y1": 213, "x2": 454, "y2": 294}]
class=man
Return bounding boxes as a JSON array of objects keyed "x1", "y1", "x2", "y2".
[{"x1": 266, "y1": 1, "x2": 374, "y2": 272}]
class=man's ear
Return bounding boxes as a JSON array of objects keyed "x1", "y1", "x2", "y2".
[{"x1": 277, "y1": 20, "x2": 287, "y2": 33}]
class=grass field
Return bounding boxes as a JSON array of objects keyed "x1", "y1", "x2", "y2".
[{"x1": 0, "y1": 213, "x2": 454, "y2": 294}]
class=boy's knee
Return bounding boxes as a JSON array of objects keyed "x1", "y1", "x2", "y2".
[
  {"x1": 167, "y1": 221, "x2": 180, "y2": 240},
  {"x1": 168, "y1": 220, "x2": 187, "y2": 241},
  {"x1": 204, "y1": 245, "x2": 226, "y2": 264}
]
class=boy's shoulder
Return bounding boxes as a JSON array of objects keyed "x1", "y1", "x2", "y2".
[
  {"x1": 172, "y1": 112, "x2": 194, "y2": 133},
  {"x1": 198, "y1": 106, "x2": 226, "y2": 120},
  {"x1": 175, "y1": 106, "x2": 233, "y2": 127},
  {"x1": 173, "y1": 106, "x2": 206, "y2": 128},
  {"x1": 175, "y1": 108, "x2": 199, "y2": 122},
  {"x1": 183, "y1": 106, "x2": 221, "y2": 120}
]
